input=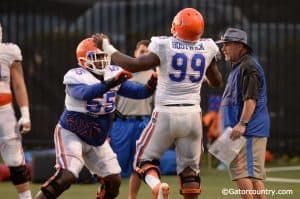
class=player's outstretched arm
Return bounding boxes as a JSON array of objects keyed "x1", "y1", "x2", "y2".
[
  {"x1": 11, "y1": 61, "x2": 31, "y2": 134},
  {"x1": 92, "y1": 33, "x2": 160, "y2": 73},
  {"x1": 67, "y1": 70, "x2": 132, "y2": 101},
  {"x1": 117, "y1": 72, "x2": 157, "y2": 99},
  {"x1": 205, "y1": 59, "x2": 223, "y2": 88}
]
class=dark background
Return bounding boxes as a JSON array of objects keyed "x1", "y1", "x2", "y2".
[{"x1": 0, "y1": 0, "x2": 299, "y2": 154}]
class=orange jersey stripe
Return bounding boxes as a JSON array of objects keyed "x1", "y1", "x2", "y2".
[{"x1": 0, "y1": 93, "x2": 12, "y2": 105}]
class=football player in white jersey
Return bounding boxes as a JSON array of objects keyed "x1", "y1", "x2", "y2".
[
  {"x1": 35, "y1": 37, "x2": 157, "y2": 199},
  {"x1": 93, "y1": 8, "x2": 222, "y2": 199},
  {"x1": 0, "y1": 23, "x2": 32, "y2": 199}
]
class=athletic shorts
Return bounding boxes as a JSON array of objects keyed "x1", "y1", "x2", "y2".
[{"x1": 229, "y1": 137, "x2": 267, "y2": 180}]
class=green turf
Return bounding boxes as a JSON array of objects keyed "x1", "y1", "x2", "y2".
[{"x1": 1, "y1": 168, "x2": 300, "y2": 199}]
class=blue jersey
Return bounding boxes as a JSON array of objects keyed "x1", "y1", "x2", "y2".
[
  {"x1": 221, "y1": 54, "x2": 270, "y2": 137},
  {"x1": 59, "y1": 65, "x2": 153, "y2": 146}
]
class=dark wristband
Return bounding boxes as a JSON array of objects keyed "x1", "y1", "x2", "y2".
[
  {"x1": 103, "y1": 76, "x2": 125, "y2": 88},
  {"x1": 239, "y1": 120, "x2": 248, "y2": 127}
]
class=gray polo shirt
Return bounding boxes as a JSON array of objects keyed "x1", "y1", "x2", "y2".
[{"x1": 116, "y1": 70, "x2": 154, "y2": 116}]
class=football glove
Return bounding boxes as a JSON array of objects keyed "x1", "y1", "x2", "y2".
[
  {"x1": 146, "y1": 72, "x2": 158, "y2": 92},
  {"x1": 103, "y1": 70, "x2": 132, "y2": 88}
]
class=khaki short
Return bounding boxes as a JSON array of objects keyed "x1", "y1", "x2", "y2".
[{"x1": 229, "y1": 137, "x2": 267, "y2": 181}]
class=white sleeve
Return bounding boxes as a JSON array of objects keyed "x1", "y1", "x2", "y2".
[
  {"x1": 148, "y1": 36, "x2": 160, "y2": 56},
  {"x1": 6, "y1": 43, "x2": 23, "y2": 63},
  {"x1": 107, "y1": 65, "x2": 123, "y2": 77},
  {"x1": 148, "y1": 36, "x2": 169, "y2": 57}
]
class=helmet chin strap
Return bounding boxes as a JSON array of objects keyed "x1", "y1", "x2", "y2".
[
  {"x1": 88, "y1": 65, "x2": 105, "y2": 75},
  {"x1": 85, "y1": 59, "x2": 105, "y2": 75}
]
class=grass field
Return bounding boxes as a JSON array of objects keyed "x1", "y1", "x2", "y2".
[{"x1": 1, "y1": 167, "x2": 299, "y2": 199}]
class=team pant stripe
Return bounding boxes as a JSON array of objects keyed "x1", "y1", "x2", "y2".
[
  {"x1": 133, "y1": 122, "x2": 153, "y2": 168},
  {"x1": 54, "y1": 125, "x2": 60, "y2": 166},
  {"x1": 136, "y1": 123, "x2": 156, "y2": 163},
  {"x1": 42, "y1": 169, "x2": 61, "y2": 188},
  {"x1": 136, "y1": 112, "x2": 158, "y2": 149},
  {"x1": 198, "y1": 112, "x2": 202, "y2": 167},
  {"x1": 136, "y1": 122, "x2": 153, "y2": 146},
  {"x1": 54, "y1": 126, "x2": 68, "y2": 170},
  {"x1": 137, "y1": 126, "x2": 155, "y2": 163},
  {"x1": 135, "y1": 112, "x2": 158, "y2": 163},
  {"x1": 54, "y1": 126, "x2": 62, "y2": 168},
  {"x1": 58, "y1": 127, "x2": 68, "y2": 170}
]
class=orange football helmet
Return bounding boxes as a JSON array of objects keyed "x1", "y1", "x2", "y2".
[
  {"x1": 76, "y1": 37, "x2": 110, "y2": 75},
  {"x1": 171, "y1": 8, "x2": 205, "y2": 42}
]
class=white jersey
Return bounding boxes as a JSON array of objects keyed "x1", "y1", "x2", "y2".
[
  {"x1": 0, "y1": 43, "x2": 22, "y2": 106},
  {"x1": 63, "y1": 65, "x2": 122, "y2": 115},
  {"x1": 148, "y1": 36, "x2": 220, "y2": 107}
]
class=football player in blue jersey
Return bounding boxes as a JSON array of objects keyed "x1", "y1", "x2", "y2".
[{"x1": 35, "y1": 37, "x2": 157, "y2": 199}]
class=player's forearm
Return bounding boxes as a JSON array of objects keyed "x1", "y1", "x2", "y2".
[
  {"x1": 205, "y1": 60, "x2": 223, "y2": 88},
  {"x1": 207, "y1": 72, "x2": 222, "y2": 88},
  {"x1": 14, "y1": 85, "x2": 29, "y2": 108},
  {"x1": 118, "y1": 81, "x2": 153, "y2": 99},
  {"x1": 206, "y1": 69, "x2": 223, "y2": 88},
  {"x1": 110, "y1": 52, "x2": 139, "y2": 72},
  {"x1": 111, "y1": 52, "x2": 155, "y2": 73},
  {"x1": 11, "y1": 65, "x2": 29, "y2": 107},
  {"x1": 67, "y1": 84, "x2": 109, "y2": 100}
]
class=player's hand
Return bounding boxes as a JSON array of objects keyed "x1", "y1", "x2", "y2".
[
  {"x1": 146, "y1": 72, "x2": 158, "y2": 92},
  {"x1": 104, "y1": 70, "x2": 132, "y2": 88},
  {"x1": 92, "y1": 33, "x2": 109, "y2": 50},
  {"x1": 18, "y1": 106, "x2": 31, "y2": 134},
  {"x1": 18, "y1": 118, "x2": 31, "y2": 134},
  {"x1": 93, "y1": 33, "x2": 118, "y2": 56},
  {"x1": 115, "y1": 70, "x2": 133, "y2": 82}
]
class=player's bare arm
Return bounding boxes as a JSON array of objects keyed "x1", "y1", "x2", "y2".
[
  {"x1": 111, "y1": 52, "x2": 159, "y2": 73},
  {"x1": 93, "y1": 33, "x2": 160, "y2": 72},
  {"x1": 11, "y1": 61, "x2": 29, "y2": 106},
  {"x1": 11, "y1": 61, "x2": 31, "y2": 133},
  {"x1": 205, "y1": 59, "x2": 223, "y2": 88}
]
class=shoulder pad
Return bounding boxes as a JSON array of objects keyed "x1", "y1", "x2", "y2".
[
  {"x1": 202, "y1": 38, "x2": 220, "y2": 56},
  {"x1": 108, "y1": 65, "x2": 122, "y2": 72},
  {"x1": 149, "y1": 36, "x2": 171, "y2": 55},
  {"x1": 63, "y1": 68, "x2": 88, "y2": 85},
  {"x1": 157, "y1": 36, "x2": 169, "y2": 39},
  {"x1": 150, "y1": 36, "x2": 170, "y2": 43}
]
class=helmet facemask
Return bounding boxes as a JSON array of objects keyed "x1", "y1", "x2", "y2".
[{"x1": 81, "y1": 50, "x2": 111, "y2": 75}]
